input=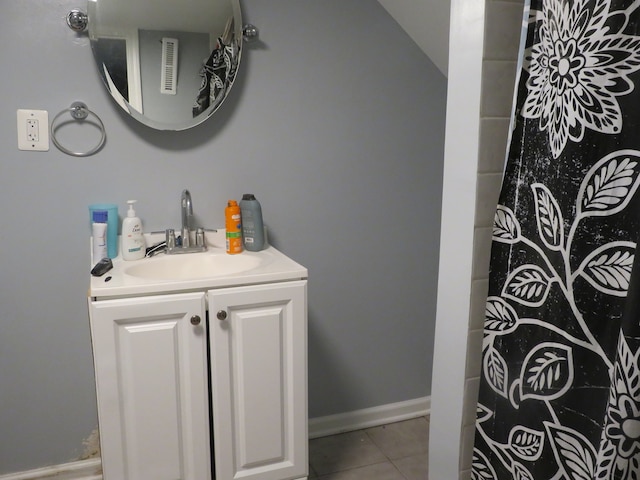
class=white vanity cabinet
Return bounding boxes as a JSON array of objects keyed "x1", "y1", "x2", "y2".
[{"x1": 89, "y1": 278, "x2": 308, "y2": 480}]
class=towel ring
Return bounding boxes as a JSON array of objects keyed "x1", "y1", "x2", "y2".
[{"x1": 51, "y1": 102, "x2": 106, "y2": 157}]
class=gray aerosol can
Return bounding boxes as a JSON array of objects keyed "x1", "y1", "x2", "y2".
[{"x1": 240, "y1": 193, "x2": 265, "y2": 251}]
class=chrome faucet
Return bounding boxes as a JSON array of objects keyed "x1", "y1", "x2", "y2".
[
  {"x1": 169, "y1": 189, "x2": 206, "y2": 254},
  {"x1": 147, "y1": 189, "x2": 207, "y2": 256}
]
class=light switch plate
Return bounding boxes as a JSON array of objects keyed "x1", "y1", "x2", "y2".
[{"x1": 17, "y1": 109, "x2": 49, "y2": 151}]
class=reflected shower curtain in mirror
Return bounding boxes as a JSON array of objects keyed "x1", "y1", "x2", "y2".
[
  {"x1": 192, "y1": 17, "x2": 239, "y2": 117},
  {"x1": 473, "y1": 1, "x2": 640, "y2": 479}
]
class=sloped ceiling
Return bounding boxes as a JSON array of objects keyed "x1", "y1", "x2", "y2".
[{"x1": 377, "y1": 0, "x2": 450, "y2": 76}]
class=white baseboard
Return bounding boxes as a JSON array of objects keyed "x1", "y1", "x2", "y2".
[
  {"x1": 1, "y1": 397, "x2": 430, "y2": 479},
  {"x1": 308, "y1": 396, "x2": 431, "y2": 439},
  {"x1": 0, "y1": 458, "x2": 101, "y2": 480}
]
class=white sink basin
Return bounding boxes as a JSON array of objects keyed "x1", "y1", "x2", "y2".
[
  {"x1": 90, "y1": 231, "x2": 307, "y2": 298},
  {"x1": 125, "y1": 252, "x2": 263, "y2": 280}
]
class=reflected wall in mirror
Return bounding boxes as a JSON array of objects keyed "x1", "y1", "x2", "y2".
[{"x1": 87, "y1": 0, "x2": 242, "y2": 130}]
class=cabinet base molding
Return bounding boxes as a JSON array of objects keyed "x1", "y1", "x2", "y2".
[
  {"x1": 308, "y1": 396, "x2": 431, "y2": 439},
  {"x1": 0, "y1": 459, "x2": 102, "y2": 480},
  {"x1": 1, "y1": 397, "x2": 429, "y2": 480}
]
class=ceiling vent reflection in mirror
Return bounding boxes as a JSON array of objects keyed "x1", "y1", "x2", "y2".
[{"x1": 161, "y1": 38, "x2": 179, "y2": 95}]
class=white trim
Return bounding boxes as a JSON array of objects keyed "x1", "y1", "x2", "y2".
[
  {"x1": 0, "y1": 459, "x2": 101, "y2": 480},
  {"x1": 1, "y1": 398, "x2": 430, "y2": 479},
  {"x1": 92, "y1": 29, "x2": 142, "y2": 113},
  {"x1": 429, "y1": 0, "x2": 486, "y2": 478},
  {"x1": 309, "y1": 396, "x2": 430, "y2": 439}
]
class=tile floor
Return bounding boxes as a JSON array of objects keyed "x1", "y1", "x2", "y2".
[
  {"x1": 308, "y1": 416, "x2": 429, "y2": 479},
  {"x1": 35, "y1": 416, "x2": 429, "y2": 480}
]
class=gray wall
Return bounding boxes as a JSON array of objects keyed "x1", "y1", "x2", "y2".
[{"x1": 0, "y1": 0, "x2": 446, "y2": 474}]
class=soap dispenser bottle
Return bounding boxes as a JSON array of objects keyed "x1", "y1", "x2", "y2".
[{"x1": 122, "y1": 200, "x2": 146, "y2": 261}]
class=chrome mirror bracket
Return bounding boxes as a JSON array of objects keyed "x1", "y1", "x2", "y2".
[
  {"x1": 242, "y1": 24, "x2": 259, "y2": 43},
  {"x1": 66, "y1": 9, "x2": 88, "y2": 33}
]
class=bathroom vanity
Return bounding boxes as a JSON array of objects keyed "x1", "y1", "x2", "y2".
[{"x1": 88, "y1": 232, "x2": 308, "y2": 480}]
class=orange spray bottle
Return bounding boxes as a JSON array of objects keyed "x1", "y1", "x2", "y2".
[{"x1": 225, "y1": 200, "x2": 243, "y2": 254}]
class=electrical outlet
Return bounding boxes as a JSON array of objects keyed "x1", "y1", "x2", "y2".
[
  {"x1": 27, "y1": 119, "x2": 39, "y2": 142},
  {"x1": 17, "y1": 109, "x2": 49, "y2": 151}
]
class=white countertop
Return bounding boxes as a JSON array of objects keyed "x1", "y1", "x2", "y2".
[{"x1": 89, "y1": 231, "x2": 308, "y2": 299}]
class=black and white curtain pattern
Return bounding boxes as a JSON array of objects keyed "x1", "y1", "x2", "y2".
[{"x1": 472, "y1": 1, "x2": 640, "y2": 479}]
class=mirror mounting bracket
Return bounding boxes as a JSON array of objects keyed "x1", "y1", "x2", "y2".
[
  {"x1": 66, "y1": 9, "x2": 88, "y2": 33},
  {"x1": 242, "y1": 24, "x2": 259, "y2": 42}
]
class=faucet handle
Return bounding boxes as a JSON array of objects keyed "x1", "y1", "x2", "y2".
[
  {"x1": 182, "y1": 227, "x2": 191, "y2": 247},
  {"x1": 196, "y1": 228, "x2": 205, "y2": 247},
  {"x1": 166, "y1": 229, "x2": 176, "y2": 249}
]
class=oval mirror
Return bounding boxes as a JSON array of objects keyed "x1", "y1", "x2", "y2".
[{"x1": 87, "y1": 0, "x2": 243, "y2": 130}]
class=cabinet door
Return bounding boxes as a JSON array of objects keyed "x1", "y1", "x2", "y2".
[
  {"x1": 208, "y1": 281, "x2": 308, "y2": 480},
  {"x1": 89, "y1": 293, "x2": 211, "y2": 480}
]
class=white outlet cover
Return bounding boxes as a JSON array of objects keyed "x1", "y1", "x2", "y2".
[{"x1": 17, "y1": 109, "x2": 49, "y2": 151}]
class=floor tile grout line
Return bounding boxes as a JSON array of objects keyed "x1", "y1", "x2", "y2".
[
  {"x1": 364, "y1": 415, "x2": 430, "y2": 459},
  {"x1": 363, "y1": 428, "x2": 424, "y2": 480},
  {"x1": 368, "y1": 416, "x2": 429, "y2": 479},
  {"x1": 367, "y1": 435, "x2": 411, "y2": 479}
]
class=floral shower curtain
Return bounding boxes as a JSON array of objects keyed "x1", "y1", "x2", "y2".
[{"x1": 473, "y1": 1, "x2": 640, "y2": 479}]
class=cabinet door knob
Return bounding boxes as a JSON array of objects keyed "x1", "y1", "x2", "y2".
[
  {"x1": 216, "y1": 310, "x2": 228, "y2": 321},
  {"x1": 190, "y1": 315, "x2": 202, "y2": 326}
]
